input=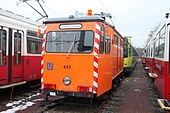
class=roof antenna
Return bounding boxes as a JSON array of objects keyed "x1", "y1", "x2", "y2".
[{"x1": 16, "y1": 0, "x2": 48, "y2": 21}]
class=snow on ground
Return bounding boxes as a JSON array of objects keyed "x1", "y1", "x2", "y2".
[
  {"x1": 1, "y1": 101, "x2": 35, "y2": 113},
  {"x1": 1, "y1": 93, "x2": 43, "y2": 113}
]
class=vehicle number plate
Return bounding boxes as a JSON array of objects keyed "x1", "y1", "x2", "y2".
[{"x1": 50, "y1": 92, "x2": 56, "y2": 96}]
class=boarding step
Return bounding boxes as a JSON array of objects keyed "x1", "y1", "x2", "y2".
[
  {"x1": 148, "y1": 73, "x2": 158, "y2": 78},
  {"x1": 144, "y1": 67, "x2": 150, "y2": 70},
  {"x1": 158, "y1": 99, "x2": 170, "y2": 110},
  {"x1": 0, "y1": 81, "x2": 26, "y2": 89}
]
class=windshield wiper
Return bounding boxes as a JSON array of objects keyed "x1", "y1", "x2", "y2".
[{"x1": 66, "y1": 35, "x2": 76, "y2": 59}]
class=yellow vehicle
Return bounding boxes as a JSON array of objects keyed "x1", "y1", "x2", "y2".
[{"x1": 123, "y1": 37, "x2": 138, "y2": 75}]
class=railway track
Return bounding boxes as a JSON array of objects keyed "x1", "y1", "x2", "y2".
[
  {"x1": 0, "y1": 82, "x2": 40, "y2": 101},
  {"x1": 0, "y1": 73, "x2": 125, "y2": 113},
  {"x1": 0, "y1": 81, "x2": 41, "y2": 112},
  {"x1": 40, "y1": 98, "x2": 106, "y2": 113},
  {"x1": 37, "y1": 83, "x2": 122, "y2": 113},
  {"x1": 0, "y1": 84, "x2": 108, "y2": 113},
  {"x1": 0, "y1": 62, "x2": 166, "y2": 113}
]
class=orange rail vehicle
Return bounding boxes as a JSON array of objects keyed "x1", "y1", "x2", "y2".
[{"x1": 41, "y1": 13, "x2": 124, "y2": 99}]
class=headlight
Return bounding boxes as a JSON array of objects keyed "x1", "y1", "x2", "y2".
[{"x1": 63, "y1": 77, "x2": 71, "y2": 85}]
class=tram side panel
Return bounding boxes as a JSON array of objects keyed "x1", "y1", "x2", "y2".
[
  {"x1": 0, "y1": 27, "x2": 24, "y2": 84},
  {"x1": 152, "y1": 24, "x2": 170, "y2": 99},
  {"x1": 166, "y1": 24, "x2": 170, "y2": 99},
  {"x1": 23, "y1": 56, "x2": 41, "y2": 81},
  {"x1": 12, "y1": 30, "x2": 23, "y2": 83},
  {"x1": 97, "y1": 26, "x2": 124, "y2": 96},
  {"x1": 117, "y1": 34, "x2": 124, "y2": 74},
  {"x1": 154, "y1": 59, "x2": 167, "y2": 98},
  {"x1": 154, "y1": 25, "x2": 170, "y2": 99},
  {"x1": 23, "y1": 30, "x2": 42, "y2": 81},
  {"x1": 0, "y1": 27, "x2": 8, "y2": 85},
  {"x1": 112, "y1": 35, "x2": 118, "y2": 76},
  {"x1": 167, "y1": 25, "x2": 170, "y2": 99}
]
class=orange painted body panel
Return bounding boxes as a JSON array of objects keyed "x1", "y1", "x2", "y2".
[
  {"x1": 43, "y1": 21, "x2": 124, "y2": 97},
  {"x1": 44, "y1": 54, "x2": 94, "y2": 92}
]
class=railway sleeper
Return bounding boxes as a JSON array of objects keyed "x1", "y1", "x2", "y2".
[{"x1": 42, "y1": 95, "x2": 95, "y2": 107}]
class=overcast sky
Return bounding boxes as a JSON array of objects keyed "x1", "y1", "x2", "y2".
[{"x1": 0, "y1": 0, "x2": 170, "y2": 48}]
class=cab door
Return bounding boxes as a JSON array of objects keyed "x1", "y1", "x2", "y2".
[
  {"x1": 168, "y1": 24, "x2": 170, "y2": 75},
  {"x1": 167, "y1": 23, "x2": 170, "y2": 99},
  {"x1": 11, "y1": 29, "x2": 23, "y2": 83},
  {"x1": 0, "y1": 27, "x2": 8, "y2": 85}
]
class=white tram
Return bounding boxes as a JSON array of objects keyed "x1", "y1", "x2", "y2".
[{"x1": 0, "y1": 8, "x2": 43, "y2": 88}]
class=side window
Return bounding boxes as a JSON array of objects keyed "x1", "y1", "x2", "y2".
[
  {"x1": 144, "y1": 49, "x2": 146, "y2": 57},
  {"x1": 99, "y1": 25, "x2": 105, "y2": 54},
  {"x1": 0, "y1": 29, "x2": 6, "y2": 66},
  {"x1": 118, "y1": 38, "x2": 120, "y2": 47},
  {"x1": 78, "y1": 31, "x2": 94, "y2": 53},
  {"x1": 120, "y1": 39, "x2": 122, "y2": 58},
  {"x1": 148, "y1": 46, "x2": 150, "y2": 57},
  {"x1": 146, "y1": 47, "x2": 148, "y2": 57},
  {"x1": 27, "y1": 30, "x2": 42, "y2": 54},
  {"x1": 159, "y1": 25, "x2": 165, "y2": 58},
  {"x1": 124, "y1": 42, "x2": 128, "y2": 58},
  {"x1": 114, "y1": 34, "x2": 118, "y2": 45},
  {"x1": 151, "y1": 47, "x2": 153, "y2": 57},
  {"x1": 27, "y1": 38, "x2": 42, "y2": 54},
  {"x1": 14, "y1": 32, "x2": 21, "y2": 65},
  {"x1": 154, "y1": 38, "x2": 159, "y2": 57},
  {"x1": 105, "y1": 36, "x2": 111, "y2": 54},
  {"x1": 129, "y1": 44, "x2": 132, "y2": 57}
]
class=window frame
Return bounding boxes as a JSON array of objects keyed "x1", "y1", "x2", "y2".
[
  {"x1": 27, "y1": 30, "x2": 42, "y2": 54},
  {"x1": 45, "y1": 30, "x2": 94, "y2": 53},
  {"x1": 128, "y1": 43, "x2": 132, "y2": 57},
  {"x1": 158, "y1": 25, "x2": 166, "y2": 58},
  {"x1": 114, "y1": 34, "x2": 118, "y2": 45},
  {"x1": 105, "y1": 36, "x2": 111, "y2": 54},
  {"x1": 99, "y1": 25, "x2": 105, "y2": 54},
  {"x1": 0, "y1": 29, "x2": 7, "y2": 66},
  {"x1": 154, "y1": 25, "x2": 166, "y2": 58},
  {"x1": 123, "y1": 42, "x2": 128, "y2": 58},
  {"x1": 154, "y1": 34, "x2": 160, "y2": 58},
  {"x1": 14, "y1": 32, "x2": 22, "y2": 65}
]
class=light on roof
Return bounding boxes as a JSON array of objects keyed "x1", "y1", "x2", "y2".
[{"x1": 87, "y1": 9, "x2": 92, "y2": 16}]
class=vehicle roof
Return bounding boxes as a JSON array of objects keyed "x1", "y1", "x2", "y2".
[
  {"x1": 43, "y1": 15, "x2": 105, "y2": 24},
  {"x1": 43, "y1": 15, "x2": 124, "y2": 38},
  {"x1": 0, "y1": 8, "x2": 40, "y2": 26}
]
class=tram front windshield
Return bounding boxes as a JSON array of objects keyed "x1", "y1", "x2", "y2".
[{"x1": 46, "y1": 31, "x2": 94, "y2": 53}]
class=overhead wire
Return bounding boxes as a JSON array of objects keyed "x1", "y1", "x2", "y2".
[
  {"x1": 98, "y1": 0, "x2": 109, "y2": 14},
  {"x1": 41, "y1": 4, "x2": 63, "y2": 17},
  {"x1": 97, "y1": 0, "x2": 115, "y2": 27},
  {"x1": 17, "y1": 0, "x2": 63, "y2": 21}
]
